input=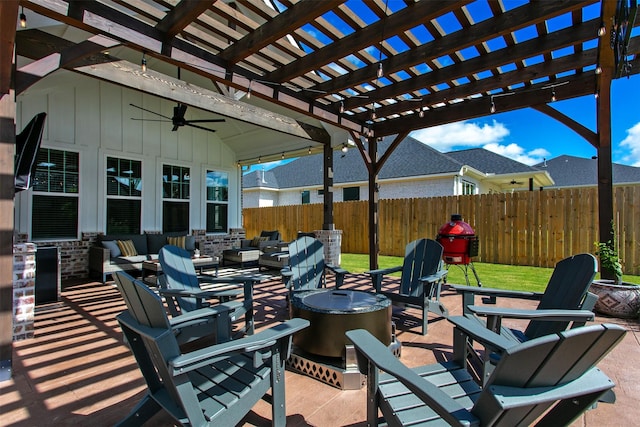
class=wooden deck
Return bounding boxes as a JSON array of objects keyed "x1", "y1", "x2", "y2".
[{"x1": 3, "y1": 269, "x2": 639, "y2": 426}]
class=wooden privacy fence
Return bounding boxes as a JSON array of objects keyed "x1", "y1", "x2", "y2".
[{"x1": 243, "y1": 186, "x2": 640, "y2": 275}]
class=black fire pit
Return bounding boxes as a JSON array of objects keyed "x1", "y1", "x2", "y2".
[{"x1": 288, "y1": 289, "x2": 399, "y2": 389}]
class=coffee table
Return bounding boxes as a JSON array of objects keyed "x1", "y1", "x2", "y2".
[{"x1": 141, "y1": 256, "x2": 219, "y2": 286}]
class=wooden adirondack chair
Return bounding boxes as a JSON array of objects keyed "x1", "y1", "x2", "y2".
[
  {"x1": 159, "y1": 245, "x2": 257, "y2": 335},
  {"x1": 449, "y1": 253, "x2": 598, "y2": 383},
  {"x1": 115, "y1": 274, "x2": 309, "y2": 427},
  {"x1": 366, "y1": 238, "x2": 448, "y2": 335},
  {"x1": 281, "y1": 236, "x2": 348, "y2": 303},
  {"x1": 346, "y1": 323, "x2": 625, "y2": 427},
  {"x1": 114, "y1": 271, "x2": 234, "y2": 345}
]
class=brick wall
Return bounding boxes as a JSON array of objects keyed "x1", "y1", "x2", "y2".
[{"x1": 13, "y1": 243, "x2": 37, "y2": 341}]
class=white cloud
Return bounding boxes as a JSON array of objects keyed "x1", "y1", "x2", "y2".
[
  {"x1": 619, "y1": 122, "x2": 640, "y2": 167},
  {"x1": 410, "y1": 120, "x2": 510, "y2": 151},
  {"x1": 410, "y1": 120, "x2": 549, "y2": 165},
  {"x1": 483, "y1": 143, "x2": 550, "y2": 166}
]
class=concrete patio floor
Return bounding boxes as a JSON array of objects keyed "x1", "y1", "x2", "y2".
[{"x1": 2, "y1": 268, "x2": 639, "y2": 426}]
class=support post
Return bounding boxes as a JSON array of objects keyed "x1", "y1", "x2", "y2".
[
  {"x1": 596, "y1": 67, "x2": 615, "y2": 279},
  {"x1": 368, "y1": 137, "x2": 378, "y2": 270},
  {"x1": 323, "y1": 142, "x2": 334, "y2": 230}
]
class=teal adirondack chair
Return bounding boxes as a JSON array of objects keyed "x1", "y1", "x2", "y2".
[
  {"x1": 114, "y1": 271, "x2": 233, "y2": 345},
  {"x1": 346, "y1": 323, "x2": 625, "y2": 426},
  {"x1": 159, "y1": 244, "x2": 257, "y2": 335},
  {"x1": 115, "y1": 274, "x2": 309, "y2": 427},
  {"x1": 366, "y1": 238, "x2": 448, "y2": 335},
  {"x1": 449, "y1": 253, "x2": 598, "y2": 383},
  {"x1": 281, "y1": 236, "x2": 348, "y2": 303}
]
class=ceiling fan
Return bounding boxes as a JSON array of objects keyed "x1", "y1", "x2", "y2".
[
  {"x1": 130, "y1": 103, "x2": 225, "y2": 132},
  {"x1": 509, "y1": 179, "x2": 524, "y2": 185}
]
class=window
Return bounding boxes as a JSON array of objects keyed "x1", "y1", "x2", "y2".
[
  {"x1": 301, "y1": 190, "x2": 310, "y2": 204},
  {"x1": 205, "y1": 170, "x2": 228, "y2": 233},
  {"x1": 31, "y1": 148, "x2": 79, "y2": 239},
  {"x1": 462, "y1": 180, "x2": 476, "y2": 195},
  {"x1": 106, "y1": 157, "x2": 142, "y2": 234},
  {"x1": 343, "y1": 186, "x2": 360, "y2": 201},
  {"x1": 163, "y1": 164, "x2": 190, "y2": 233}
]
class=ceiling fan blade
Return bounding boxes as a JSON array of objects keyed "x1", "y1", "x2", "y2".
[
  {"x1": 130, "y1": 103, "x2": 172, "y2": 120},
  {"x1": 131, "y1": 118, "x2": 171, "y2": 122},
  {"x1": 184, "y1": 118, "x2": 226, "y2": 123},
  {"x1": 186, "y1": 123, "x2": 217, "y2": 132}
]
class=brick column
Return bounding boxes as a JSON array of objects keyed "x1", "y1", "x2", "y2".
[
  {"x1": 314, "y1": 229, "x2": 343, "y2": 267},
  {"x1": 12, "y1": 243, "x2": 37, "y2": 342}
]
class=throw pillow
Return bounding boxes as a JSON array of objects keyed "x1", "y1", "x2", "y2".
[
  {"x1": 167, "y1": 235, "x2": 186, "y2": 249},
  {"x1": 117, "y1": 240, "x2": 138, "y2": 257},
  {"x1": 101, "y1": 240, "x2": 121, "y2": 258},
  {"x1": 250, "y1": 236, "x2": 262, "y2": 247}
]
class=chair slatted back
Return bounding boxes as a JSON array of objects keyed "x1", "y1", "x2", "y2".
[
  {"x1": 399, "y1": 239, "x2": 444, "y2": 297},
  {"x1": 475, "y1": 323, "x2": 626, "y2": 426},
  {"x1": 524, "y1": 253, "x2": 597, "y2": 340},
  {"x1": 287, "y1": 236, "x2": 326, "y2": 291},
  {"x1": 159, "y1": 245, "x2": 201, "y2": 312},
  {"x1": 113, "y1": 271, "x2": 171, "y2": 330}
]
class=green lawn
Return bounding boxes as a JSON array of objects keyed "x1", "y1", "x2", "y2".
[{"x1": 341, "y1": 253, "x2": 640, "y2": 293}]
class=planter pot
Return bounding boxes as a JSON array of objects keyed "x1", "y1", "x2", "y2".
[{"x1": 589, "y1": 279, "x2": 640, "y2": 319}]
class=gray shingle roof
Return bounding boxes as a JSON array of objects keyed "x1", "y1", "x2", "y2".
[
  {"x1": 534, "y1": 155, "x2": 640, "y2": 187},
  {"x1": 243, "y1": 136, "x2": 547, "y2": 189}
]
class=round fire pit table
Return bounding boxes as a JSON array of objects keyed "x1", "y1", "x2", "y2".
[{"x1": 290, "y1": 289, "x2": 391, "y2": 359}]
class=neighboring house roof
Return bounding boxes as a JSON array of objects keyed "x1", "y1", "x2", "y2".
[
  {"x1": 534, "y1": 155, "x2": 640, "y2": 188},
  {"x1": 244, "y1": 136, "x2": 547, "y2": 190}
]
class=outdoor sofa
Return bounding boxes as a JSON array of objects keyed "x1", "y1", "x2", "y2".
[{"x1": 89, "y1": 232, "x2": 196, "y2": 283}]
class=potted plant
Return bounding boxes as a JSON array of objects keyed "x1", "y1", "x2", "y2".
[{"x1": 590, "y1": 223, "x2": 640, "y2": 318}]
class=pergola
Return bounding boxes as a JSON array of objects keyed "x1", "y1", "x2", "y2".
[{"x1": 1, "y1": 0, "x2": 639, "y2": 375}]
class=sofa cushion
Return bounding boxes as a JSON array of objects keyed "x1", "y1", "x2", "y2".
[
  {"x1": 101, "y1": 234, "x2": 148, "y2": 255},
  {"x1": 111, "y1": 255, "x2": 148, "y2": 265},
  {"x1": 260, "y1": 230, "x2": 280, "y2": 241},
  {"x1": 101, "y1": 240, "x2": 121, "y2": 258},
  {"x1": 117, "y1": 240, "x2": 138, "y2": 257},
  {"x1": 167, "y1": 235, "x2": 186, "y2": 249},
  {"x1": 146, "y1": 233, "x2": 167, "y2": 254},
  {"x1": 185, "y1": 235, "x2": 196, "y2": 251}
]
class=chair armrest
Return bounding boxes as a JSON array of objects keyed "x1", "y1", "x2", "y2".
[
  {"x1": 326, "y1": 264, "x2": 349, "y2": 288},
  {"x1": 419, "y1": 270, "x2": 448, "y2": 284},
  {"x1": 281, "y1": 268, "x2": 293, "y2": 288},
  {"x1": 346, "y1": 329, "x2": 478, "y2": 427},
  {"x1": 365, "y1": 265, "x2": 402, "y2": 292},
  {"x1": 468, "y1": 305, "x2": 595, "y2": 333},
  {"x1": 168, "y1": 305, "x2": 232, "y2": 328},
  {"x1": 170, "y1": 318, "x2": 310, "y2": 373},
  {"x1": 158, "y1": 287, "x2": 242, "y2": 300},
  {"x1": 448, "y1": 315, "x2": 516, "y2": 354},
  {"x1": 450, "y1": 283, "x2": 543, "y2": 315}
]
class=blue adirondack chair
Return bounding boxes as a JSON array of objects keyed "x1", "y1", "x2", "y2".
[
  {"x1": 115, "y1": 275, "x2": 309, "y2": 427},
  {"x1": 449, "y1": 252, "x2": 598, "y2": 383},
  {"x1": 346, "y1": 322, "x2": 625, "y2": 426},
  {"x1": 159, "y1": 244, "x2": 258, "y2": 335},
  {"x1": 366, "y1": 238, "x2": 448, "y2": 335},
  {"x1": 281, "y1": 236, "x2": 348, "y2": 303},
  {"x1": 114, "y1": 271, "x2": 233, "y2": 345}
]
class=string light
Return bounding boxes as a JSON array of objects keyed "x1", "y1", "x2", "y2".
[
  {"x1": 308, "y1": 146, "x2": 312, "y2": 154},
  {"x1": 141, "y1": 52, "x2": 147, "y2": 72},
  {"x1": 19, "y1": 7, "x2": 27, "y2": 28},
  {"x1": 247, "y1": 80, "x2": 252, "y2": 99},
  {"x1": 551, "y1": 89, "x2": 556, "y2": 102},
  {"x1": 341, "y1": 143, "x2": 349, "y2": 153},
  {"x1": 598, "y1": 21, "x2": 606, "y2": 37},
  {"x1": 281, "y1": 152, "x2": 285, "y2": 159},
  {"x1": 490, "y1": 95, "x2": 496, "y2": 114},
  {"x1": 377, "y1": 63, "x2": 383, "y2": 79},
  {"x1": 339, "y1": 100, "x2": 344, "y2": 114}
]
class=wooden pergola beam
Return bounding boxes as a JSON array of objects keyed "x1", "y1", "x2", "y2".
[
  {"x1": 310, "y1": 0, "x2": 594, "y2": 99},
  {"x1": 219, "y1": 0, "x2": 343, "y2": 65},
  {"x1": 266, "y1": 0, "x2": 465, "y2": 83}
]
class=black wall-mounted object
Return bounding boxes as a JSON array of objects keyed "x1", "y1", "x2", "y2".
[{"x1": 15, "y1": 112, "x2": 47, "y2": 192}]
